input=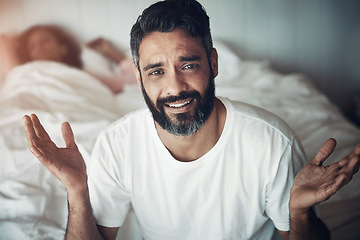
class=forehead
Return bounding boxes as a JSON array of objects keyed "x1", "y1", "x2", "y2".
[
  {"x1": 138, "y1": 28, "x2": 205, "y2": 67},
  {"x1": 28, "y1": 29, "x2": 55, "y2": 41}
]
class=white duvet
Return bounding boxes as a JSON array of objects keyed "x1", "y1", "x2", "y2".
[
  {"x1": 0, "y1": 46, "x2": 359, "y2": 239},
  {"x1": 0, "y1": 61, "x2": 144, "y2": 239},
  {"x1": 216, "y1": 59, "x2": 360, "y2": 201},
  {"x1": 214, "y1": 59, "x2": 360, "y2": 239}
]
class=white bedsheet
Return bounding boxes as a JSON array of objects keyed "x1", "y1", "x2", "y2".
[
  {"x1": 1, "y1": 53, "x2": 359, "y2": 239},
  {"x1": 215, "y1": 60, "x2": 360, "y2": 202},
  {"x1": 0, "y1": 61, "x2": 143, "y2": 240}
]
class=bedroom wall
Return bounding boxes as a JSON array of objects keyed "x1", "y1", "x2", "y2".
[{"x1": 1, "y1": 0, "x2": 360, "y2": 114}]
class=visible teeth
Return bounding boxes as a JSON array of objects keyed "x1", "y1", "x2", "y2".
[{"x1": 168, "y1": 101, "x2": 190, "y2": 108}]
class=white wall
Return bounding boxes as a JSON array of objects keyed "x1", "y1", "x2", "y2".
[
  {"x1": 1, "y1": 0, "x2": 360, "y2": 112},
  {"x1": 204, "y1": 0, "x2": 360, "y2": 112}
]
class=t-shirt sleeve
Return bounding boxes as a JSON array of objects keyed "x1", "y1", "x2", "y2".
[
  {"x1": 265, "y1": 137, "x2": 307, "y2": 232},
  {"x1": 88, "y1": 131, "x2": 131, "y2": 227}
]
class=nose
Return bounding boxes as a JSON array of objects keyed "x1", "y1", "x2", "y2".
[{"x1": 164, "y1": 69, "x2": 188, "y2": 96}]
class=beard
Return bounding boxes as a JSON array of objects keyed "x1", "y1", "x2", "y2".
[{"x1": 141, "y1": 71, "x2": 216, "y2": 136}]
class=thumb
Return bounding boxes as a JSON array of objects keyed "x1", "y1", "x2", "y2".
[
  {"x1": 312, "y1": 138, "x2": 337, "y2": 166},
  {"x1": 61, "y1": 122, "x2": 78, "y2": 150}
]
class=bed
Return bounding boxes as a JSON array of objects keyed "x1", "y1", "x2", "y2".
[{"x1": 0, "y1": 39, "x2": 359, "y2": 240}]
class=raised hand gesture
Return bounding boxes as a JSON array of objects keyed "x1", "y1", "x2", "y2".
[
  {"x1": 290, "y1": 138, "x2": 360, "y2": 212},
  {"x1": 24, "y1": 114, "x2": 87, "y2": 195}
]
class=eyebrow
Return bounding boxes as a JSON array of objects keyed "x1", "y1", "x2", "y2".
[
  {"x1": 142, "y1": 55, "x2": 202, "y2": 72},
  {"x1": 179, "y1": 55, "x2": 201, "y2": 62},
  {"x1": 143, "y1": 62, "x2": 163, "y2": 72}
]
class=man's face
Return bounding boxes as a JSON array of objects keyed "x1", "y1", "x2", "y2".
[{"x1": 136, "y1": 28, "x2": 218, "y2": 136}]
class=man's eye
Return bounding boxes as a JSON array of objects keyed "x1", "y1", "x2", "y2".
[
  {"x1": 183, "y1": 64, "x2": 198, "y2": 70},
  {"x1": 150, "y1": 70, "x2": 164, "y2": 75}
]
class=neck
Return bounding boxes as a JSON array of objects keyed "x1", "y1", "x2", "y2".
[{"x1": 156, "y1": 98, "x2": 226, "y2": 162}]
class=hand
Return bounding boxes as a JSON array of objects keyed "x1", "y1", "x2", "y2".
[
  {"x1": 290, "y1": 138, "x2": 360, "y2": 212},
  {"x1": 24, "y1": 114, "x2": 87, "y2": 195},
  {"x1": 87, "y1": 37, "x2": 113, "y2": 56},
  {"x1": 87, "y1": 37, "x2": 126, "y2": 63}
]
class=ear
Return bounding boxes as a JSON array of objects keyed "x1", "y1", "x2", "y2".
[
  {"x1": 132, "y1": 62, "x2": 142, "y2": 90},
  {"x1": 210, "y1": 48, "x2": 218, "y2": 78}
]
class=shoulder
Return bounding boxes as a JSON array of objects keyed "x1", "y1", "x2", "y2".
[
  {"x1": 99, "y1": 107, "x2": 150, "y2": 137},
  {"x1": 92, "y1": 107, "x2": 151, "y2": 159},
  {"x1": 219, "y1": 97, "x2": 296, "y2": 143}
]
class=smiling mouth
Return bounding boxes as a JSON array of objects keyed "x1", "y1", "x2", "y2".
[{"x1": 165, "y1": 99, "x2": 193, "y2": 108}]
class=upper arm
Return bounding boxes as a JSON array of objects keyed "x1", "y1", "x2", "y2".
[
  {"x1": 278, "y1": 230, "x2": 289, "y2": 240},
  {"x1": 97, "y1": 225, "x2": 120, "y2": 240},
  {"x1": 0, "y1": 35, "x2": 23, "y2": 78}
]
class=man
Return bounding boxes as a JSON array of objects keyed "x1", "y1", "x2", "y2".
[{"x1": 24, "y1": 0, "x2": 360, "y2": 239}]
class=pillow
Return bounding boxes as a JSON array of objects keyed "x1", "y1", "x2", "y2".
[
  {"x1": 81, "y1": 46, "x2": 116, "y2": 78},
  {"x1": 213, "y1": 38, "x2": 242, "y2": 83}
]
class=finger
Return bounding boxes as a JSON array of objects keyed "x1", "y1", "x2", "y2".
[
  {"x1": 349, "y1": 143, "x2": 360, "y2": 158},
  {"x1": 61, "y1": 122, "x2": 78, "y2": 150},
  {"x1": 86, "y1": 39, "x2": 98, "y2": 48},
  {"x1": 354, "y1": 156, "x2": 360, "y2": 174},
  {"x1": 325, "y1": 156, "x2": 359, "y2": 190},
  {"x1": 24, "y1": 115, "x2": 40, "y2": 152},
  {"x1": 336, "y1": 156, "x2": 350, "y2": 169},
  {"x1": 341, "y1": 155, "x2": 360, "y2": 177},
  {"x1": 87, "y1": 38, "x2": 102, "y2": 48},
  {"x1": 24, "y1": 115, "x2": 37, "y2": 141},
  {"x1": 312, "y1": 138, "x2": 337, "y2": 166},
  {"x1": 324, "y1": 173, "x2": 346, "y2": 197},
  {"x1": 29, "y1": 114, "x2": 51, "y2": 141},
  {"x1": 23, "y1": 115, "x2": 45, "y2": 158}
]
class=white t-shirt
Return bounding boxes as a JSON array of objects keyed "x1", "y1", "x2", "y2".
[{"x1": 88, "y1": 97, "x2": 307, "y2": 240}]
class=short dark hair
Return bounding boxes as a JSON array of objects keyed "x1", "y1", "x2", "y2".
[
  {"x1": 18, "y1": 24, "x2": 83, "y2": 69},
  {"x1": 130, "y1": 0, "x2": 213, "y2": 68}
]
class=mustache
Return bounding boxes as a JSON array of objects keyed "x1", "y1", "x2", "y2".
[{"x1": 156, "y1": 91, "x2": 201, "y2": 108}]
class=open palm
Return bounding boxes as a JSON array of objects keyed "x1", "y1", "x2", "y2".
[
  {"x1": 290, "y1": 138, "x2": 360, "y2": 211},
  {"x1": 24, "y1": 114, "x2": 87, "y2": 194}
]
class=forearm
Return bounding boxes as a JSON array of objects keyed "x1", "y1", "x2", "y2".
[
  {"x1": 286, "y1": 207, "x2": 330, "y2": 240},
  {"x1": 66, "y1": 186, "x2": 105, "y2": 240},
  {"x1": 105, "y1": 49, "x2": 126, "y2": 64}
]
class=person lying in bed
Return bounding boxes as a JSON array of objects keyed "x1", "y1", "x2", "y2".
[
  {"x1": 0, "y1": 24, "x2": 136, "y2": 93},
  {"x1": 23, "y1": 0, "x2": 360, "y2": 239}
]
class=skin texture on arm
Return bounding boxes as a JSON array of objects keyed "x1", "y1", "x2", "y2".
[
  {"x1": 86, "y1": 37, "x2": 138, "y2": 94},
  {"x1": 0, "y1": 34, "x2": 23, "y2": 79},
  {"x1": 87, "y1": 37, "x2": 126, "y2": 64},
  {"x1": 23, "y1": 114, "x2": 119, "y2": 240},
  {"x1": 278, "y1": 208, "x2": 330, "y2": 240},
  {"x1": 279, "y1": 138, "x2": 360, "y2": 240}
]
